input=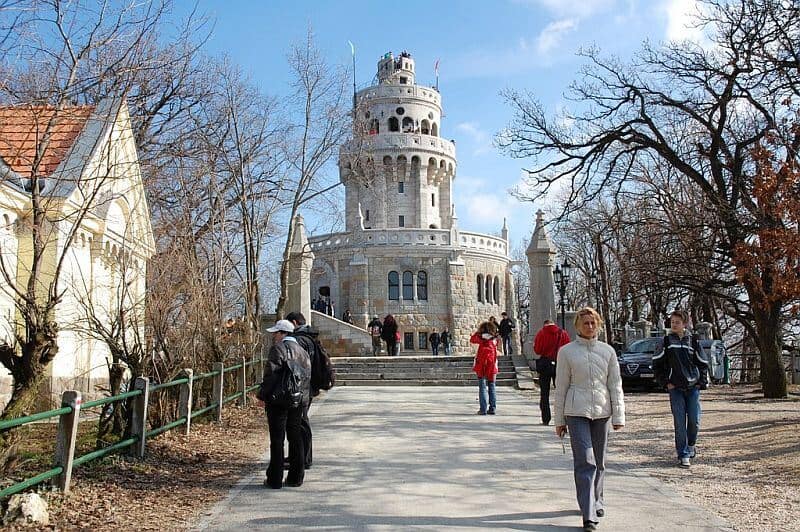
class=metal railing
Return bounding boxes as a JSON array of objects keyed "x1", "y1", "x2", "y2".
[
  {"x1": 0, "y1": 356, "x2": 265, "y2": 499},
  {"x1": 724, "y1": 352, "x2": 799, "y2": 384}
]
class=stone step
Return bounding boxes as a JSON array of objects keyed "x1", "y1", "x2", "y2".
[
  {"x1": 334, "y1": 378, "x2": 518, "y2": 386},
  {"x1": 337, "y1": 371, "x2": 517, "y2": 380}
]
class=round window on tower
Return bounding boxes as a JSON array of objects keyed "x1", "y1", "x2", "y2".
[
  {"x1": 428, "y1": 112, "x2": 434, "y2": 120},
  {"x1": 396, "y1": 107, "x2": 405, "y2": 115}
]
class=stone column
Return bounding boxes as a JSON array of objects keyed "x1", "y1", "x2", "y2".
[
  {"x1": 632, "y1": 319, "x2": 652, "y2": 340},
  {"x1": 349, "y1": 252, "x2": 370, "y2": 328},
  {"x1": 526, "y1": 210, "x2": 557, "y2": 334},
  {"x1": 286, "y1": 214, "x2": 314, "y2": 322},
  {"x1": 695, "y1": 321, "x2": 713, "y2": 340},
  {"x1": 447, "y1": 252, "x2": 469, "y2": 355}
]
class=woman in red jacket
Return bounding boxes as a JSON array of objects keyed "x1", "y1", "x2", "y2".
[{"x1": 471, "y1": 321, "x2": 499, "y2": 414}]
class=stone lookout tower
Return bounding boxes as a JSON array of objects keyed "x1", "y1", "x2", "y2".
[{"x1": 307, "y1": 50, "x2": 515, "y2": 354}]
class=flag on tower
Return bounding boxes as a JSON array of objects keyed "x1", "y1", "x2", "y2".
[
  {"x1": 434, "y1": 58, "x2": 440, "y2": 90},
  {"x1": 348, "y1": 40, "x2": 355, "y2": 57}
]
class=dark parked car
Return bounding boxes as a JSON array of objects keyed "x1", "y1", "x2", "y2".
[{"x1": 618, "y1": 337, "x2": 662, "y2": 388}]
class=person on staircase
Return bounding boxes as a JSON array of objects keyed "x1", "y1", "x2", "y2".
[
  {"x1": 381, "y1": 314, "x2": 398, "y2": 357},
  {"x1": 368, "y1": 316, "x2": 383, "y2": 356},
  {"x1": 429, "y1": 328, "x2": 441, "y2": 356}
]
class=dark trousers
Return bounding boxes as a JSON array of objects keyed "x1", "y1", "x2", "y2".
[
  {"x1": 431, "y1": 344, "x2": 439, "y2": 356},
  {"x1": 299, "y1": 399, "x2": 313, "y2": 468},
  {"x1": 536, "y1": 358, "x2": 556, "y2": 424},
  {"x1": 385, "y1": 339, "x2": 396, "y2": 356},
  {"x1": 501, "y1": 334, "x2": 513, "y2": 355},
  {"x1": 266, "y1": 404, "x2": 305, "y2": 487}
]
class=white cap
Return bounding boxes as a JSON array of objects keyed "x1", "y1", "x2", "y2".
[{"x1": 266, "y1": 319, "x2": 295, "y2": 333}]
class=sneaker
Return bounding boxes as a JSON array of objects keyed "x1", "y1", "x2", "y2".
[
  {"x1": 476, "y1": 410, "x2": 487, "y2": 415},
  {"x1": 487, "y1": 408, "x2": 496, "y2": 415},
  {"x1": 688, "y1": 445, "x2": 696, "y2": 458},
  {"x1": 583, "y1": 521, "x2": 598, "y2": 531},
  {"x1": 680, "y1": 457, "x2": 691, "y2": 467}
]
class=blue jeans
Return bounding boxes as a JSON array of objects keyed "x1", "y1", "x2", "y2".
[
  {"x1": 668, "y1": 387, "x2": 701, "y2": 458},
  {"x1": 501, "y1": 335, "x2": 512, "y2": 355},
  {"x1": 431, "y1": 345, "x2": 439, "y2": 356},
  {"x1": 477, "y1": 377, "x2": 496, "y2": 413}
]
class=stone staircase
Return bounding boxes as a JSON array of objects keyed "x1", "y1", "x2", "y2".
[{"x1": 331, "y1": 355, "x2": 518, "y2": 386}]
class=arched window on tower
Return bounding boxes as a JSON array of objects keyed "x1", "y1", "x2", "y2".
[
  {"x1": 420, "y1": 119, "x2": 430, "y2": 135},
  {"x1": 389, "y1": 117, "x2": 399, "y2": 132},
  {"x1": 417, "y1": 271, "x2": 428, "y2": 301},
  {"x1": 402, "y1": 116, "x2": 414, "y2": 133},
  {"x1": 411, "y1": 156, "x2": 421, "y2": 179},
  {"x1": 402, "y1": 271, "x2": 414, "y2": 300},
  {"x1": 477, "y1": 274, "x2": 484, "y2": 302},
  {"x1": 493, "y1": 277, "x2": 500, "y2": 305},
  {"x1": 388, "y1": 271, "x2": 399, "y2": 300},
  {"x1": 431, "y1": 122, "x2": 438, "y2": 136},
  {"x1": 485, "y1": 275, "x2": 493, "y2": 304}
]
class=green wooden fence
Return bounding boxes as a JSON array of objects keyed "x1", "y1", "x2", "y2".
[{"x1": 0, "y1": 356, "x2": 264, "y2": 499}]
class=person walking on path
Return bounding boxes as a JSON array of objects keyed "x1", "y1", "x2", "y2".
[
  {"x1": 381, "y1": 314, "x2": 398, "y2": 357},
  {"x1": 554, "y1": 307, "x2": 625, "y2": 531},
  {"x1": 260, "y1": 319, "x2": 312, "y2": 489},
  {"x1": 285, "y1": 311, "x2": 325, "y2": 470},
  {"x1": 429, "y1": 329, "x2": 441, "y2": 356},
  {"x1": 499, "y1": 312, "x2": 516, "y2": 355},
  {"x1": 441, "y1": 327, "x2": 452, "y2": 356},
  {"x1": 342, "y1": 309, "x2": 354, "y2": 324},
  {"x1": 653, "y1": 309, "x2": 709, "y2": 468},
  {"x1": 368, "y1": 315, "x2": 383, "y2": 356},
  {"x1": 470, "y1": 321, "x2": 499, "y2": 415},
  {"x1": 533, "y1": 319, "x2": 571, "y2": 425}
]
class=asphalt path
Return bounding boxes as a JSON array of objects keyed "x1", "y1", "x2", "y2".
[{"x1": 195, "y1": 386, "x2": 732, "y2": 531}]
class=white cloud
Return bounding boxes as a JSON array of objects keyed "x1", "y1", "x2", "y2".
[
  {"x1": 456, "y1": 122, "x2": 493, "y2": 156},
  {"x1": 663, "y1": 0, "x2": 706, "y2": 43},
  {"x1": 536, "y1": 18, "x2": 578, "y2": 55}
]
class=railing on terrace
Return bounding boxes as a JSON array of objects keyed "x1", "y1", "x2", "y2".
[
  {"x1": 356, "y1": 84, "x2": 441, "y2": 105},
  {"x1": 340, "y1": 133, "x2": 456, "y2": 158},
  {"x1": 308, "y1": 228, "x2": 509, "y2": 258},
  {"x1": 727, "y1": 352, "x2": 799, "y2": 385},
  {"x1": 0, "y1": 356, "x2": 265, "y2": 500}
]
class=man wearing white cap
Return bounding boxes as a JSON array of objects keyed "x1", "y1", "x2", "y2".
[{"x1": 260, "y1": 319, "x2": 311, "y2": 489}]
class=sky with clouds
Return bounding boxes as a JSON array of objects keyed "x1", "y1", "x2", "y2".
[{"x1": 192, "y1": 0, "x2": 703, "y2": 249}]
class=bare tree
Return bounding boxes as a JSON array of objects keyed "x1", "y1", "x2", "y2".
[
  {"x1": 500, "y1": 0, "x2": 799, "y2": 397},
  {"x1": 275, "y1": 29, "x2": 350, "y2": 318}
]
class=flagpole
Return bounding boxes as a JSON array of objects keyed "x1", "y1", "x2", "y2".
[{"x1": 348, "y1": 41, "x2": 356, "y2": 111}]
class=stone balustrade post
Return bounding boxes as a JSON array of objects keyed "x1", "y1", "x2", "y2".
[
  {"x1": 54, "y1": 390, "x2": 82, "y2": 492},
  {"x1": 130, "y1": 377, "x2": 150, "y2": 458}
]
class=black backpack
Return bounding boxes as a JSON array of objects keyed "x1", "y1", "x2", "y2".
[{"x1": 310, "y1": 341, "x2": 336, "y2": 392}]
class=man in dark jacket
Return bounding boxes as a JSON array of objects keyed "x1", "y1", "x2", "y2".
[
  {"x1": 261, "y1": 319, "x2": 311, "y2": 488},
  {"x1": 286, "y1": 311, "x2": 321, "y2": 470},
  {"x1": 499, "y1": 312, "x2": 515, "y2": 355},
  {"x1": 429, "y1": 329, "x2": 441, "y2": 356},
  {"x1": 533, "y1": 319, "x2": 570, "y2": 425},
  {"x1": 653, "y1": 310, "x2": 709, "y2": 468}
]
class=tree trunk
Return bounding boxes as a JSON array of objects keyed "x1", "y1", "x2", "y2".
[{"x1": 752, "y1": 303, "x2": 787, "y2": 398}]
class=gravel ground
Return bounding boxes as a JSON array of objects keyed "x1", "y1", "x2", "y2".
[{"x1": 3, "y1": 385, "x2": 799, "y2": 531}]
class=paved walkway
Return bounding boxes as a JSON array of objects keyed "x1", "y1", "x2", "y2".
[{"x1": 195, "y1": 386, "x2": 732, "y2": 531}]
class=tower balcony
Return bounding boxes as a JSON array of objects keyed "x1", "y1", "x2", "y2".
[
  {"x1": 340, "y1": 133, "x2": 456, "y2": 160},
  {"x1": 356, "y1": 84, "x2": 441, "y2": 107}
]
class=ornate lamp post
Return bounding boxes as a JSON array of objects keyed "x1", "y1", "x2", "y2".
[
  {"x1": 589, "y1": 271, "x2": 601, "y2": 309},
  {"x1": 553, "y1": 261, "x2": 571, "y2": 330}
]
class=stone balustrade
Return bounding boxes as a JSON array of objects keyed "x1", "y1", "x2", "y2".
[
  {"x1": 357, "y1": 84, "x2": 441, "y2": 106},
  {"x1": 308, "y1": 228, "x2": 508, "y2": 257},
  {"x1": 458, "y1": 231, "x2": 508, "y2": 256},
  {"x1": 340, "y1": 133, "x2": 456, "y2": 159}
]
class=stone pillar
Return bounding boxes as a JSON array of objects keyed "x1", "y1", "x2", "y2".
[
  {"x1": 287, "y1": 214, "x2": 314, "y2": 322},
  {"x1": 632, "y1": 319, "x2": 652, "y2": 341},
  {"x1": 447, "y1": 252, "x2": 469, "y2": 355},
  {"x1": 349, "y1": 252, "x2": 370, "y2": 328},
  {"x1": 526, "y1": 210, "x2": 557, "y2": 335},
  {"x1": 695, "y1": 321, "x2": 713, "y2": 340}
]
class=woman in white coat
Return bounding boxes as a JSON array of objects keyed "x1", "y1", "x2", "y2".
[{"x1": 554, "y1": 307, "x2": 625, "y2": 532}]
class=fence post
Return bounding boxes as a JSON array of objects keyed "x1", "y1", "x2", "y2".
[
  {"x1": 239, "y1": 356, "x2": 247, "y2": 406},
  {"x1": 178, "y1": 369, "x2": 194, "y2": 435},
  {"x1": 723, "y1": 353, "x2": 731, "y2": 384},
  {"x1": 212, "y1": 362, "x2": 224, "y2": 422},
  {"x1": 130, "y1": 377, "x2": 150, "y2": 459},
  {"x1": 54, "y1": 390, "x2": 81, "y2": 493},
  {"x1": 791, "y1": 350, "x2": 798, "y2": 385}
]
